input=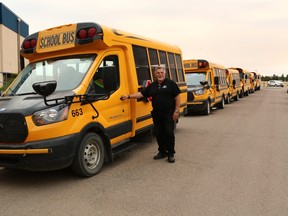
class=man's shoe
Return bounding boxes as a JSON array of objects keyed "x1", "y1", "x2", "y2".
[
  {"x1": 153, "y1": 153, "x2": 167, "y2": 160},
  {"x1": 168, "y1": 155, "x2": 175, "y2": 163}
]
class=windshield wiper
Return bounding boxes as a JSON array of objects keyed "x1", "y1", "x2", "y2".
[{"x1": 17, "y1": 92, "x2": 37, "y2": 96}]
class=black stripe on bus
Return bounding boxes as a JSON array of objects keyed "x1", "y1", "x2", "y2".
[
  {"x1": 106, "y1": 120, "x2": 132, "y2": 139},
  {"x1": 136, "y1": 114, "x2": 152, "y2": 123}
]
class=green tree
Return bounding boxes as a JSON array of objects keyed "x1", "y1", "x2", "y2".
[{"x1": 272, "y1": 74, "x2": 278, "y2": 80}]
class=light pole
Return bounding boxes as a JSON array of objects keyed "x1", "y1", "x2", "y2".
[{"x1": 17, "y1": 17, "x2": 21, "y2": 73}]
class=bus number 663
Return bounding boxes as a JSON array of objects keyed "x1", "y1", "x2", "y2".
[{"x1": 71, "y1": 108, "x2": 83, "y2": 117}]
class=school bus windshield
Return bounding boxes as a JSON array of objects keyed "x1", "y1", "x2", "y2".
[
  {"x1": 6, "y1": 54, "x2": 96, "y2": 96},
  {"x1": 186, "y1": 72, "x2": 206, "y2": 87}
]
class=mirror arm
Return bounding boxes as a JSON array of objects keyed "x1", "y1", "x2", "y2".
[{"x1": 89, "y1": 102, "x2": 99, "y2": 119}]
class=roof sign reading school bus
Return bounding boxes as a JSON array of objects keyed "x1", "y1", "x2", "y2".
[
  {"x1": 38, "y1": 30, "x2": 76, "y2": 51},
  {"x1": 20, "y1": 23, "x2": 104, "y2": 55},
  {"x1": 183, "y1": 59, "x2": 209, "y2": 70}
]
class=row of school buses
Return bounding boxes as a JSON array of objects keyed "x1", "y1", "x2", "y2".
[
  {"x1": 183, "y1": 59, "x2": 261, "y2": 115},
  {"x1": 0, "y1": 22, "x2": 261, "y2": 177}
]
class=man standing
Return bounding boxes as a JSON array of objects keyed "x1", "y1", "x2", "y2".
[{"x1": 121, "y1": 66, "x2": 181, "y2": 163}]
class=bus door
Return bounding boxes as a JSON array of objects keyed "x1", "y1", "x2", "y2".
[
  {"x1": 207, "y1": 70, "x2": 214, "y2": 103},
  {"x1": 132, "y1": 46, "x2": 154, "y2": 134},
  {"x1": 89, "y1": 51, "x2": 131, "y2": 141},
  {"x1": 212, "y1": 69, "x2": 221, "y2": 104}
]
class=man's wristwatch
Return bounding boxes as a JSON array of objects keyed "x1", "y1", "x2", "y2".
[{"x1": 174, "y1": 109, "x2": 180, "y2": 113}]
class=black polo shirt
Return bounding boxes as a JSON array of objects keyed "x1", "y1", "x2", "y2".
[{"x1": 141, "y1": 78, "x2": 181, "y2": 118}]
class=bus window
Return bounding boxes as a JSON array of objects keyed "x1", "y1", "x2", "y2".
[
  {"x1": 90, "y1": 55, "x2": 120, "y2": 95},
  {"x1": 159, "y1": 50, "x2": 170, "y2": 79},
  {"x1": 8, "y1": 55, "x2": 94, "y2": 95},
  {"x1": 132, "y1": 45, "x2": 151, "y2": 85},
  {"x1": 176, "y1": 54, "x2": 184, "y2": 82},
  {"x1": 186, "y1": 72, "x2": 206, "y2": 87},
  {"x1": 148, "y1": 48, "x2": 159, "y2": 81},
  {"x1": 208, "y1": 72, "x2": 212, "y2": 86},
  {"x1": 168, "y1": 52, "x2": 178, "y2": 82}
]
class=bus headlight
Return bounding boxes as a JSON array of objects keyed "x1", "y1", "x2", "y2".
[
  {"x1": 32, "y1": 104, "x2": 69, "y2": 126},
  {"x1": 194, "y1": 89, "x2": 204, "y2": 95}
]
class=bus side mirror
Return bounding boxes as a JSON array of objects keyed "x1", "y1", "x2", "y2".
[
  {"x1": 200, "y1": 81, "x2": 208, "y2": 86},
  {"x1": 200, "y1": 81, "x2": 210, "y2": 89},
  {"x1": 232, "y1": 80, "x2": 236, "y2": 89},
  {"x1": 102, "y1": 66, "x2": 118, "y2": 92},
  {"x1": 33, "y1": 80, "x2": 57, "y2": 96}
]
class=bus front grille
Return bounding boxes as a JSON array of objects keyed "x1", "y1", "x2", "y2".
[{"x1": 0, "y1": 114, "x2": 28, "y2": 143}]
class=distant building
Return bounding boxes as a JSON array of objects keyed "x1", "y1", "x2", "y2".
[{"x1": 0, "y1": 3, "x2": 29, "y2": 87}]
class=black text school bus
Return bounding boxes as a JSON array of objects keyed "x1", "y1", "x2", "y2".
[
  {"x1": 229, "y1": 68, "x2": 251, "y2": 97},
  {"x1": 0, "y1": 22, "x2": 187, "y2": 177},
  {"x1": 183, "y1": 59, "x2": 229, "y2": 115},
  {"x1": 226, "y1": 68, "x2": 242, "y2": 102}
]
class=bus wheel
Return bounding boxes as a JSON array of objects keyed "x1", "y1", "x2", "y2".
[
  {"x1": 72, "y1": 133, "x2": 105, "y2": 177},
  {"x1": 203, "y1": 100, "x2": 211, "y2": 115},
  {"x1": 218, "y1": 97, "x2": 225, "y2": 109},
  {"x1": 225, "y1": 95, "x2": 231, "y2": 104},
  {"x1": 235, "y1": 92, "x2": 239, "y2": 101},
  {"x1": 240, "y1": 90, "x2": 244, "y2": 98}
]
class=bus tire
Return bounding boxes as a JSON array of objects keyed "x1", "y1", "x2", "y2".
[
  {"x1": 203, "y1": 100, "x2": 211, "y2": 115},
  {"x1": 72, "y1": 133, "x2": 105, "y2": 177},
  {"x1": 225, "y1": 94, "x2": 231, "y2": 104},
  {"x1": 235, "y1": 92, "x2": 239, "y2": 101},
  {"x1": 218, "y1": 97, "x2": 225, "y2": 109},
  {"x1": 240, "y1": 90, "x2": 244, "y2": 98}
]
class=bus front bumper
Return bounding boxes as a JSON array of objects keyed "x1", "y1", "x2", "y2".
[
  {"x1": 187, "y1": 100, "x2": 208, "y2": 112},
  {"x1": 0, "y1": 134, "x2": 78, "y2": 171}
]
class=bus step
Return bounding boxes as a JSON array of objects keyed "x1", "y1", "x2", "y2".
[{"x1": 111, "y1": 140, "x2": 137, "y2": 157}]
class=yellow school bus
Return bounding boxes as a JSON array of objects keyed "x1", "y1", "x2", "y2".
[
  {"x1": 226, "y1": 68, "x2": 242, "y2": 101},
  {"x1": 0, "y1": 22, "x2": 187, "y2": 177},
  {"x1": 229, "y1": 68, "x2": 251, "y2": 97},
  {"x1": 183, "y1": 59, "x2": 229, "y2": 115},
  {"x1": 250, "y1": 71, "x2": 261, "y2": 91}
]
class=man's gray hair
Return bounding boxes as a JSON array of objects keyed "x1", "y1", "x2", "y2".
[{"x1": 153, "y1": 65, "x2": 166, "y2": 73}]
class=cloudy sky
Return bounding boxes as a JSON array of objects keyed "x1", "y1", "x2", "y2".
[{"x1": 2, "y1": 0, "x2": 288, "y2": 77}]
